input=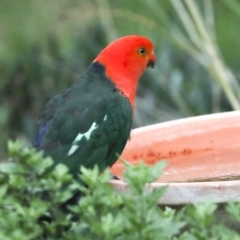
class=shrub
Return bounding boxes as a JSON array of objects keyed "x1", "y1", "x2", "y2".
[{"x1": 0, "y1": 141, "x2": 240, "y2": 239}]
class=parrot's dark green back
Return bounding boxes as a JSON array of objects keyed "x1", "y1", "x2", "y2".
[{"x1": 33, "y1": 62, "x2": 132, "y2": 177}]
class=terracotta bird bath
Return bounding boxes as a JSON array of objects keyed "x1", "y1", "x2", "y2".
[
  {"x1": 110, "y1": 111, "x2": 240, "y2": 230},
  {"x1": 110, "y1": 111, "x2": 240, "y2": 205}
]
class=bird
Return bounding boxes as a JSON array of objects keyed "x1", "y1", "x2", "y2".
[{"x1": 33, "y1": 35, "x2": 156, "y2": 180}]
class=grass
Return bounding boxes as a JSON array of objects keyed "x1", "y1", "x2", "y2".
[{"x1": 0, "y1": 0, "x2": 240, "y2": 151}]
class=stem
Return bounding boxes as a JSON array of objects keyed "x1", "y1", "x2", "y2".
[
  {"x1": 171, "y1": 0, "x2": 202, "y2": 50},
  {"x1": 183, "y1": 0, "x2": 240, "y2": 109},
  {"x1": 95, "y1": 0, "x2": 118, "y2": 41}
]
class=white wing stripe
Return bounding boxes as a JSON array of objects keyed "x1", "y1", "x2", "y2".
[{"x1": 67, "y1": 115, "x2": 108, "y2": 156}]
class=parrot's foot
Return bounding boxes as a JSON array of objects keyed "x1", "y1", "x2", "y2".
[{"x1": 111, "y1": 175, "x2": 120, "y2": 180}]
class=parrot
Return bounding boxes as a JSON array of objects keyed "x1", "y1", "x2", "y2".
[{"x1": 33, "y1": 35, "x2": 156, "y2": 180}]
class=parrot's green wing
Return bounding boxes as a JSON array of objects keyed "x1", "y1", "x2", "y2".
[{"x1": 33, "y1": 63, "x2": 132, "y2": 177}]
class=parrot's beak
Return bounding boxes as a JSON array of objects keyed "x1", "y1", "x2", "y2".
[
  {"x1": 147, "y1": 59, "x2": 155, "y2": 69},
  {"x1": 147, "y1": 53, "x2": 156, "y2": 69}
]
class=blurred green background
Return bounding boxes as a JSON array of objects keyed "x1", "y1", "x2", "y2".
[{"x1": 0, "y1": 0, "x2": 240, "y2": 157}]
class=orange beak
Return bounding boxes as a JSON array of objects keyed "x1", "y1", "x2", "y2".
[{"x1": 147, "y1": 52, "x2": 156, "y2": 69}]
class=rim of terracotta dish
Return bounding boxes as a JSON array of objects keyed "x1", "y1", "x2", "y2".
[
  {"x1": 131, "y1": 111, "x2": 240, "y2": 135},
  {"x1": 110, "y1": 179, "x2": 240, "y2": 205}
]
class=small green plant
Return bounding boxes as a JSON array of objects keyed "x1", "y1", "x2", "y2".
[{"x1": 1, "y1": 140, "x2": 240, "y2": 239}]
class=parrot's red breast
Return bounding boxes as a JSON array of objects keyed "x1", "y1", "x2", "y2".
[{"x1": 94, "y1": 35, "x2": 156, "y2": 109}]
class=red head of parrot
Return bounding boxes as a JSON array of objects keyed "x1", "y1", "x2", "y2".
[{"x1": 93, "y1": 35, "x2": 156, "y2": 110}]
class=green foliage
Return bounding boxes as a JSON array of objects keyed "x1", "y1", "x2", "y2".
[{"x1": 1, "y1": 140, "x2": 240, "y2": 239}]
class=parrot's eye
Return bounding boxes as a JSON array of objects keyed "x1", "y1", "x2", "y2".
[{"x1": 138, "y1": 47, "x2": 146, "y2": 55}]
